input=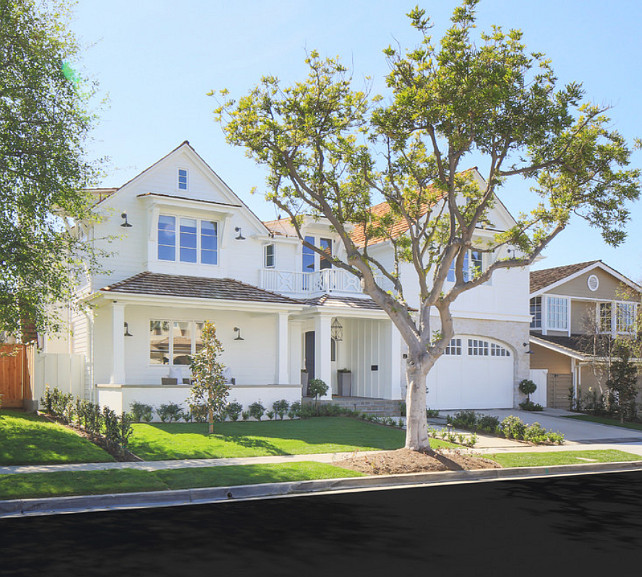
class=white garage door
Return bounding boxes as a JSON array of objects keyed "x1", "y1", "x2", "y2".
[{"x1": 426, "y1": 337, "x2": 514, "y2": 409}]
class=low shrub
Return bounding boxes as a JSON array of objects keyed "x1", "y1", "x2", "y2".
[
  {"x1": 523, "y1": 422, "x2": 548, "y2": 443},
  {"x1": 157, "y1": 403, "x2": 184, "y2": 423},
  {"x1": 248, "y1": 401, "x2": 266, "y2": 421},
  {"x1": 477, "y1": 414, "x2": 500, "y2": 434},
  {"x1": 241, "y1": 410, "x2": 250, "y2": 421},
  {"x1": 224, "y1": 401, "x2": 243, "y2": 422},
  {"x1": 130, "y1": 402, "x2": 154, "y2": 423},
  {"x1": 426, "y1": 408, "x2": 440, "y2": 418},
  {"x1": 272, "y1": 399, "x2": 290, "y2": 420},
  {"x1": 288, "y1": 401, "x2": 301, "y2": 419},
  {"x1": 447, "y1": 410, "x2": 479, "y2": 430},
  {"x1": 518, "y1": 400, "x2": 544, "y2": 412},
  {"x1": 500, "y1": 415, "x2": 526, "y2": 439},
  {"x1": 266, "y1": 410, "x2": 275, "y2": 420}
]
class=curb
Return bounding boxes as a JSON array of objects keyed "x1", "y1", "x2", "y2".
[{"x1": 2, "y1": 460, "x2": 642, "y2": 519}]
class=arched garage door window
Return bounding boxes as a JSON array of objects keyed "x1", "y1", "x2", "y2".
[{"x1": 444, "y1": 337, "x2": 511, "y2": 357}]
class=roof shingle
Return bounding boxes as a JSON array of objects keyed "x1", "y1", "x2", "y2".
[{"x1": 530, "y1": 260, "x2": 600, "y2": 293}]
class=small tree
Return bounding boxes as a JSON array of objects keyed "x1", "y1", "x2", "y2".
[
  {"x1": 606, "y1": 344, "x2": 638, "y2": 423},
  {"x1": 518, "y1": 379, "x2": 537, "y2": 403},
  {"x1": 308, "y1": 379, "x2": 329, "y2": 412},
  {"x1": 188, "y1": 321, "x2": 229, "y2": 434}
]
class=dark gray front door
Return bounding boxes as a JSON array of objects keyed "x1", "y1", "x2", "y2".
[{"x1": 304, "y1": 331, "x2": 315, "y2": 380}]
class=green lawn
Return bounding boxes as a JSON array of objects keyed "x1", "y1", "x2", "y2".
[
  {"x1": 128, "y1": 417, "x2": 409, "y2": 460},
  {"x1": 485, "y1": 449, "x2": 642, "y2": 468},
  {"x1": 0, "y1": 462, "x2": 364, "y2": 500},
  {"x1": 0, "y1": 410, "x2": 113, "y2": 466},
  {"x1": 564, "y1": 414, "x2": 642, "y2": 431}
]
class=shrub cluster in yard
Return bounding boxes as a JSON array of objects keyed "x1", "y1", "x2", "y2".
[
  {"x1": 446, "y1": 410, "x2": 564, "y2": 445},
  {"x1": 41, "y1": 386, "x2": 133, "y2": 452}
]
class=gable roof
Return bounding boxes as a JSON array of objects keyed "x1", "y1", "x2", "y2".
[
  {"x1": 530, "y1": 260, "x2": 641, "y2": 296},
  {"x1": 101, "y1": 272, "x2": 301, "y2": 305},
  {"x1": 530, "y1": 261, "x2": 600, "y2": 293}
]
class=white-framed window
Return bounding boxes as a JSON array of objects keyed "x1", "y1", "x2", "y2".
[
  {"x1": 444, "y1": 338, "x2": 462, "y2": 355},
  {"x1": 149, "y1": 320, "x2": 204, "y2": 365},
  {"x1": 599, "y1": 302, "x2": 612, "y2": 333},
  {"x1": 264, "y1": 243, "x2": 275, "y2": 268},
  {"x1": 616, "y1": 302, "x2": 636, "y2": 333},
  {"x1": 546, "y1": 296, "x2": 568, "y2": 330},
  {"x1": 468, "y1": 339, "x2": 489, "y2": 356},
  {"x1": 490, "y1": 343, "x2": 511, "y2": 357},
  {"x1": 157, "y1": 215, "x2": 218, "y2": 265},
  {"x1": 302, "y1": 236, "x2": 333, "y2": 272},
  {"x1": 178, "y1": 168, "x2": 188, "y2": 191},
  {"x1": 447, "y1": 249, "x2": 484, "y2": 282},
  {"x1": 530, "y1": 297, "x2": 542, "y2": 329}
]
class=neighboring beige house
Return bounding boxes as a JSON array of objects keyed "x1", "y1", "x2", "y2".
[{"x1": 529, "y1": 260, "x2": 642, "y2": 408}]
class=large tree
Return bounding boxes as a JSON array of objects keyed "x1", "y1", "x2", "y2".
[
  {"x1": 0, "y1": 0, "x2": 99, "y2": 337},
  {"x1": 213, "y1": 0, "x2": 640, "y2": 450}
]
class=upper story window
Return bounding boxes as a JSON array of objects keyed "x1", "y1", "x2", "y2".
[
  {"x1": 302, "y1": 236, "x2": 316, "y2": 272},
  {"x1": 547, "y1": 296, "x2": 568, "y2": 330},
  {"x1": 158, "y1": 215, "x2": 218, "y2": 265},
  {"x1": 599, "y1": 302, "x2": 612, "y2": 333},
  {"x1": 616, "y1": 302, "x2": 636, "y2": 333},
  {"x1": 530, "y1": 297, "x2": 542, "y2": 329},
  {"x1": 447, "y1": 250, "x2": 484, "y2": 282},
  {"x1": 320, "y1": 238, "x2": 332, "y2": 270},
  {"x1": 178, "y1": 168, "x2": 188, "y2": 191},
  {"x1": 264, "y1": 243, "x2": 275, "y2": 268}
]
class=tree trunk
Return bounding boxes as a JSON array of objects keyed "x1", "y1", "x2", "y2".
[
  {"x1": 208, "y1": 408, "x2": 214, "y2": 434},
  {"x1": 405, "y1": 359, "x2": 431, "y2": 451}
]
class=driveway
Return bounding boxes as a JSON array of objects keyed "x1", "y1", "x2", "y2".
[{"x1": 433, "y1": 408, "x2": 642, "y2": 447}]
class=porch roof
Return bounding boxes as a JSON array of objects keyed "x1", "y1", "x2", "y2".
[
  {"x1": 101, "y1": 272, "x2": 301, "y2": 305},
  {"x1": 302, "y1": 294, "x2": 383, "y2": 310}
]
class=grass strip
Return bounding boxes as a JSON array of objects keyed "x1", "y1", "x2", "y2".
[
  {"x1": 485, "y1": 449, "x2": 642, "y2": 469},
  {"x1": 0, "y1": 410, "x2": 114, "y2": 466},
  {"x1": 128, "y1": 417, "x2": 408, "y2": 460},
  {"x1": 0, "y1": 463, "x2": 364, "y2": 501},
  {"x1": 564, "y1": 414, "x2": 642, "y2": 432}
]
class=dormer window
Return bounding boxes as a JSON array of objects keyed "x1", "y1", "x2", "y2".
[
  {"x1": 158, "y1": 214, "x2": 218, "y2": 265},
  {"x1": 178, "y1": 168, "x2": 188, "y2": 191}
]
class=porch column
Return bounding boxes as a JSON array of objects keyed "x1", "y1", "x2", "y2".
[
  {"x1": 110, "y1": 302, "x2": 126, "y2": 385},
  {"x1": 388, "y1": 320, "x2": 402, "y2": 400},
  {"x1": 315, "y1": 314, "x2": 332, "y2": 399},
  {"x1": 277, "y1": 312, "x2": 289, "y2": 385}
]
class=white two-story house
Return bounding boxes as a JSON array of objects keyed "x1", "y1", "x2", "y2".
[{"x1": 40, "y1": 142, "x2": 531, "y2": 415}]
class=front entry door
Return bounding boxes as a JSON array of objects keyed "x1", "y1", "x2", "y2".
[{"x1": 304, "y1": 331, "x2": 315, "y2": 389}]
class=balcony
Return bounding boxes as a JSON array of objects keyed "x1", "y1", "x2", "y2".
[{"x1": 260, "y1": 268, "x2": 365, "y2": 296}]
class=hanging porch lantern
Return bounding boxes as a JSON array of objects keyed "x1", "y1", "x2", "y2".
[{"x1": 331, "y1": 318, "x2": 343, "y2": 341}]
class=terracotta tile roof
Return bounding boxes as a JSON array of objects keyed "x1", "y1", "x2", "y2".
[
  {"x1": 530, "y1": 261, "x2": 600, "y2": 293},
  {"x1": 101, "y1": 272, "x2": 301, "y2": 305},
  {"x1": 263, "y1": 218, "x2": 294, "y2": 237},
  {"x1": 301, "y1": 295, "x2": 384, "y2": 310}
]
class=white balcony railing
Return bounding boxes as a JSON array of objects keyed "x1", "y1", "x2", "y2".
[{"x1": 261, "y1": 268, "x2": 364, "y2": 296}]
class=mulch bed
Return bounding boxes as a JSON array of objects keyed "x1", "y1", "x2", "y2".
[{"x1": 334, "y1": 448, "x2": 501, "y2": 475}]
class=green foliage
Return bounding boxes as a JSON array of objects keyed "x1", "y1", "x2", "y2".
[
  {"x1": 188, "y1": 321, "x2": 230, "y2": 433},
  {"x1": 248, "y1": 401, "x2": 266, "y2": 422},
  {"x1": 241, "y1": 411, "x2": 250, "y2": 422},
  {"x1": 447, "y1": 410, "x2": 478, "y2": 430},
  {"x1": 288, "y1": 401, "x2": 301, "y2": 419},
  {"x1": 477, "y1": 414, "x2": 501, "y2": 434},
  {"x1": 214, "y1": 1, "x2": 641, "y2": 450},
  {"x1": 266, "y1": 410, "x2": 275, "y2": 420},
  {"x1": 606, "y1": 344, "x2": 639, "y2": 422},
  {"x1": 272, "y1": 399, "x2": 290, "y2": 420},
  {"x1": 518, "y1": 400, "x2": 544, "y2": 411},
  {"x1": 308, "y1": 379, "x2": 329, "y2": 402},
  {"x1": 518, "y1": 379, "x2": 537, "y2": 402},
  {"x1": 130, "y1": 402, "x2": 153, "y2": 423},
  {"x1": 500, "y1": 415, "x2": 527, "y2": 440},
  {"x1": 0, "y1": 0, "x2": 103, "y2": 335},
  {"x1": 426, "y1": 408, "x2": 440, "y2": 418},
  {"x1": 157, "y1": 403, "x2": 184, "y2": 424},
  {"x1": 224, "y1": 401, "x2": 243, "y2": 422}
]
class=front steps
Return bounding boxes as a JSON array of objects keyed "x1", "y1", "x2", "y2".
[{"x1": 303, "y1": 396, "x2": 402, "y2": 417}]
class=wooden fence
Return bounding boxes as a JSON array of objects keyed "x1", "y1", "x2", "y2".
[{"x1": 0, "y1": 344, "x2": 33, "y2": 408}]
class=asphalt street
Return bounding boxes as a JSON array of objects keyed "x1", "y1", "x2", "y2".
[{"x1": 2, "y1": 469, "x2": 641, "y2": 577}]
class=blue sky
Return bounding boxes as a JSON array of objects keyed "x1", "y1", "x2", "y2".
[{"x1": 71, "y1": 0, "x2": 642, "y2": 280}]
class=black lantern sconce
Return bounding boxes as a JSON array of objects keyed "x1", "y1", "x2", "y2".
[
  {"x1": 331, "y1": 318, "x2": 343, "y2": 341},
  {"x1": 121, "y1": 212, "x2": 132, "y2": 228},
  {"x1": 523, "y1": 342, "x2": 533, "y2": 354},
  {"x1": 234, "y1": 327, "x2": 244, "y2": 341},
  {"x1": 234, "y1": 227, "x2": 246, "y2": 240},
  {"x1": 124, "y1": 322, "x2": 133, "y2": 337}
]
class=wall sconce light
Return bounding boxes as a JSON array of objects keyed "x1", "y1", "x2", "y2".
[
  {"x1": 234, "y1": 227, "x2": 246, "y2": 240},
  {"x1": 124, "y1": 322, "x2": 133, "y2": 337},
  {"x1": 523, "y1": 342, "x2": 533, "y2": 354},
  {"x1": 121, "y1": 212, "x2": 132, "y2": 228},
  {"x1": 233, "y1": 327, "x2": 244, "y2": 341},
  {"x1": 331, "y1": 318, "x2": 343, "y2": 341}
]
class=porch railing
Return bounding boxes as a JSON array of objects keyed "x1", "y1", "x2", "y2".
[{"x1": 261, "y1": 268, "x2": 364, "y2": 295}]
